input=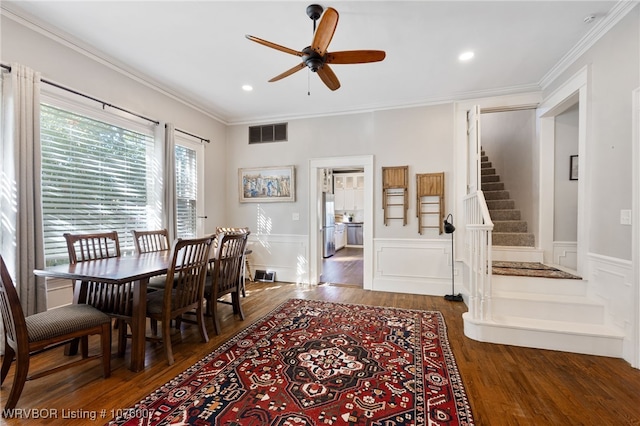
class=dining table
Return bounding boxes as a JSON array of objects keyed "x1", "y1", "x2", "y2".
[{"x1": 34, "y1": 250, "x2": 173, "y2": 372}]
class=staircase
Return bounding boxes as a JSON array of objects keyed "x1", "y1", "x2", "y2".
[
  {"x1": 480, "y1": 151, "x2": 535, "y2": 247},
  {"x1": 463, "y1": 150, "x2": 625, "y2": 358},
  {"x1": 481, "y1": 150, "x2": 542, "y2": 262}
]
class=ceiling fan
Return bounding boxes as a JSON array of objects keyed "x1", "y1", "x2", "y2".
[{"x1": 246, "y1": 4, "x2": 386, "y2": 91}]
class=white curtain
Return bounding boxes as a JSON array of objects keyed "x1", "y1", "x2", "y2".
[
  {"x1": 0, "y1": 63, "x2": 47, "y2": 315},
  {"x1": 163, "y1": 123, "x2": 177, "y2": 242}
]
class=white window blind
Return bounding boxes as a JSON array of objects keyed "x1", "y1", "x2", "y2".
[
  {"x1": 40, "y1": 103, "x2": 154, "y2": 264},
  {"x1": 175, "y1": 144, "x2": 197, "y2": 238}
]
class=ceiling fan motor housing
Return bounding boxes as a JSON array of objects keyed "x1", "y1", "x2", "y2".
[{"x1": 302, "y1": 46, "x2": 324, "y2": 72}]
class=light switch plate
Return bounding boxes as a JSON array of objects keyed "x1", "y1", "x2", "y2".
[
  {"x1": 292, "y1": 212, "x2": 300, "y2": 221},
  {"x1": 620, "y1": 209, "x2": 632, "y2": 225}
]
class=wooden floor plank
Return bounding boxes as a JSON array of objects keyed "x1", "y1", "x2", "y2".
[{"x1": 2, "y1": 281, "x2": 640, "y2": 425}]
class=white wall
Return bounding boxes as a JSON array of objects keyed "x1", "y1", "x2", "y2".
[
  {"x1": 543, "y1": 6, "x2": 639, "y2": 261},
  {"x1": 227, "y1": 104, "x2": 457, "y2": 290},
  {"x1": 1, "y1": 14, "x2": 228, "y2": 235},
  {"x1": 554, "y1": 103, "x2": 579, "y2": 242}
]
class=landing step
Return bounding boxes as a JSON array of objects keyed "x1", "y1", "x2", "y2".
[
  {"x1": 492, "y1": 274, "x2": 587, "y2": 296},
  {"x1": 492, "y1": 291, "x2": 604, "y2": 324},
  {"x1": 463, "y1": 313, "x2": 624, "y2": 357}
]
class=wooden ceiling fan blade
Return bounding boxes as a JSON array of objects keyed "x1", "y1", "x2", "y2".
[
  {"x1": 326, "y1": 50, "x2": 386, "y2": 64},
  {"x1": 311, "y1": 7, "x2": 339, "y2": 56},
  {"x1": 317, "y1": 64, "x2": 341, "y2": 91},
  {"x1": 245, "y1": 35, "x2": 303, "y2": 57},
  {"x1": 269, "y1": 63, "x2": 306, "y2": 82}
]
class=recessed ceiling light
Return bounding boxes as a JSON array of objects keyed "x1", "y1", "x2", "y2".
[
  {"x1": 242, "y1": 85, "x2": 253, "y2": 92},
  {"x1": 459, "y1": 51, "x2": 474, "y2": 61}
]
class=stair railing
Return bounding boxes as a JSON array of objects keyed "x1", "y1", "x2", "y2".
[{"x1": 463, "y1": 190, "x2": 494, "y2": 321}]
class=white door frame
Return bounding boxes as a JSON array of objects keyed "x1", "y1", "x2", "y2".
[
  {"x1": 538, "y1": 66, "x2": 588, "y2": 275},
  {"x1": 632, "y1": 87, "x2": 640, "y2": 369},
  {"x1": 308, "y1": 155, "x2": 374, "y2": 289}
]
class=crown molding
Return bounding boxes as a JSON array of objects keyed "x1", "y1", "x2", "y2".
[
  {"x1": 1, "y1": 3, "x2": 228, "y2": 125},
  {"x1": 539, "y1": 0, "x2": 639, "y2": 90}
]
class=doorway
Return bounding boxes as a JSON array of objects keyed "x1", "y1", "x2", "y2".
[
  {"x1": 322, "y1": 168, "x2": 364, "y2": 286},
  {"x1": 539, "y1": 68, "x2": 587, "y2": 276},
  {"x1": 308, "y1": 155, "x2": 373, "y2": 290}
]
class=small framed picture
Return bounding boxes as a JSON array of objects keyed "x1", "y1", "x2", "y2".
[{"x1": 570, "y1": 155, "x2": 578, "y2": 181}]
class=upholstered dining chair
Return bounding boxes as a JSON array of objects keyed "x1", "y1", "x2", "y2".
[
  {"x1": 0, "y1": 255, "x2": 111, "y2": 411},
  {"x1": 205, "y1": 232, "x2": 248, "y2": 335},
  {"x1": 64, "y1": 231, "x2": 132, "y2": 357},
  {"x1": 145, "y1": 235, "x2": 214, "y2": 365},
  {"x1": 131, "y1": 229, "x2": 172, "y2": 290}
]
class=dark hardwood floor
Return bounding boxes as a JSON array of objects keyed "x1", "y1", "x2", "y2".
[
  {"x1": 2, "y1": 281, "x2": 640, "y2": 425},
  {"x1": 320, "y1": 246, "x2": 363, "y2": 286}
]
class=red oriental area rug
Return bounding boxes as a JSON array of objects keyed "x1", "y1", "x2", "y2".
[{"x1": 107, "y1": 299, "x2": 474, "y2": 426}]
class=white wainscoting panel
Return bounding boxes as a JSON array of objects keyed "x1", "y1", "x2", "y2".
[
  {"x1": 46, "y1": 277, "x2": 73, "y2": 309},
  {"x1": 373, "y1": 238, "x2": 456, "y2": 295},
  {"x1": 587, "y1": 252, "x2": 633, "y2": 362},
  {"x1": 248, "y1": 234, "x2": 309, "y2": 284},
  {"x1": 553, "y1": 241, "x2": 578, "y2": 270}
]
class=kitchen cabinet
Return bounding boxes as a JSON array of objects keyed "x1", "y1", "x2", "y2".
[
  {"x1": 346, "y1": 223, "x2": 363, "y2": 246},
  {"x1": 334, "y1": 173, "x2": 364, "y2": 211},
  {"x1": 334, "y1": 223, "x2": 346, "y2": 250}
]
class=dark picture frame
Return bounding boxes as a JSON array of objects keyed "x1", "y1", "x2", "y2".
[{"x1": 570, "y1": 155, "x2": 578, "y2": 181}]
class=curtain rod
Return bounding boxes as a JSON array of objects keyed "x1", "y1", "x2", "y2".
[
  {"x1": 1, "y1": 63, "x2": 160, "y2": 126},
  {"x1": 166, "y1": 124, "x2": 210, "y2": 144}
]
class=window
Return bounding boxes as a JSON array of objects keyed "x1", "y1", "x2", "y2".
[
  {"x1": 40, "y1": 101, "x2": 156, "y2": 265},
  {"x1": 175, "y1": 144, "x2": 197, "y2": 238},
  {"x1": 175, "y1": 134, "x2": 204, "y2": 239}
]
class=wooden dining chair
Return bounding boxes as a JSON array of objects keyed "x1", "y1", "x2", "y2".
[
  {"x1": 0, "y1": 256, "x2": 111, "y2": 411},
  {"x1": 214, "y1": 227, "x2": 251, "y2": 296},
  {"x1": 64, "y1": 231, "x2": 132, "y2": 356},
  {"x1": 145, "y1": 235, "x2": 214, "y2": 365},
  {"x1": 205, "y1": 232, "x2": 248, "y2": 335},
  {"x1": 132, "y1": 229, "x2": 170, "y2": 254},
  {"x1": 131, "y1": 229, "x2": 172, "y2": 290}
]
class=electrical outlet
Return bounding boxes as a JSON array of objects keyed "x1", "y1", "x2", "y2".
[
  {"x1": 620, "y1": 209, "x2": 632, "y2": 225},
  {"x1": 292, "y1": 212, "x2": 300, "y2": 221}
]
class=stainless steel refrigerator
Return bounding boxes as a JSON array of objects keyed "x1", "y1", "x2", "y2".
[{"x1": 322, "y1": 193, "x2": 336, "y2": 258}]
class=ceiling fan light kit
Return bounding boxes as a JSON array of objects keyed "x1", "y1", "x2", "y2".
[{"x1": 246, "y1": 4, "x2": 386, "y2": 91}]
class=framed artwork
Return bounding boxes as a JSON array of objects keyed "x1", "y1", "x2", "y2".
[
  {"x1": 239, "y1": 166, "x2": 295, "y2": 202},
  {"x1": 570, "y1": 155, "x2": 578, "y2": 181}
]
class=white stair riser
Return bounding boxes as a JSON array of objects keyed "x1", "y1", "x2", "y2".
[
  {"x1": 463, "y1": 315, "x2": 623, "y2": 358},
  {"x1": 492, "y1": 275, "x2": 587, "y2": 296},
  {"x1": 492, "y1": 297, "x2": 604, "y2": 324},
  {"x1": 492, "y1": 247, "x2": 544, "y2": 262}
]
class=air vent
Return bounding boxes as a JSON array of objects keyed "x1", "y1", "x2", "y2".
[{"x1": 249, "y1": 123, "x2": 287, "y2": 144}]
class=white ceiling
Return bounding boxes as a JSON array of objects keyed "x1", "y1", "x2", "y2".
[{"x1": 4, "y1": 1, "x2": 621, "y2": 124}]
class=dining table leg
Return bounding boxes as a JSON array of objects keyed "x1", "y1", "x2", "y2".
[{"x1": 129, "y1": 278, "x2": 148, "y2": 372}]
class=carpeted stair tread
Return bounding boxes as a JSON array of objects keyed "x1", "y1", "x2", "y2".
[
  {"x1": 481, "y1": 167, "x2": 496, "y2": 175},
  {"x1": 492, "y1": 261, "x2": 580, "y2": 279},
  {"x1": 482, "y1": 182, "x2": 505, "y2": 191},
  {"x1": 489, "y1": 209, "x2": 521, "y2": 220},
  {"x1": 493, "y1": 220, "x2": 528, "y2": 232},
  {"x1": 482, "y1": 174, "x2": 501, "y2": 183},
  {"x1": 483, "y1": 190, "x2": 511, "y2": 200},
  {"x1": 487, "y1": 199, "x2": 515, "y2": 210},
  {"x1": 493, "y1": 232, "x2": 535, "y2": 247}
]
